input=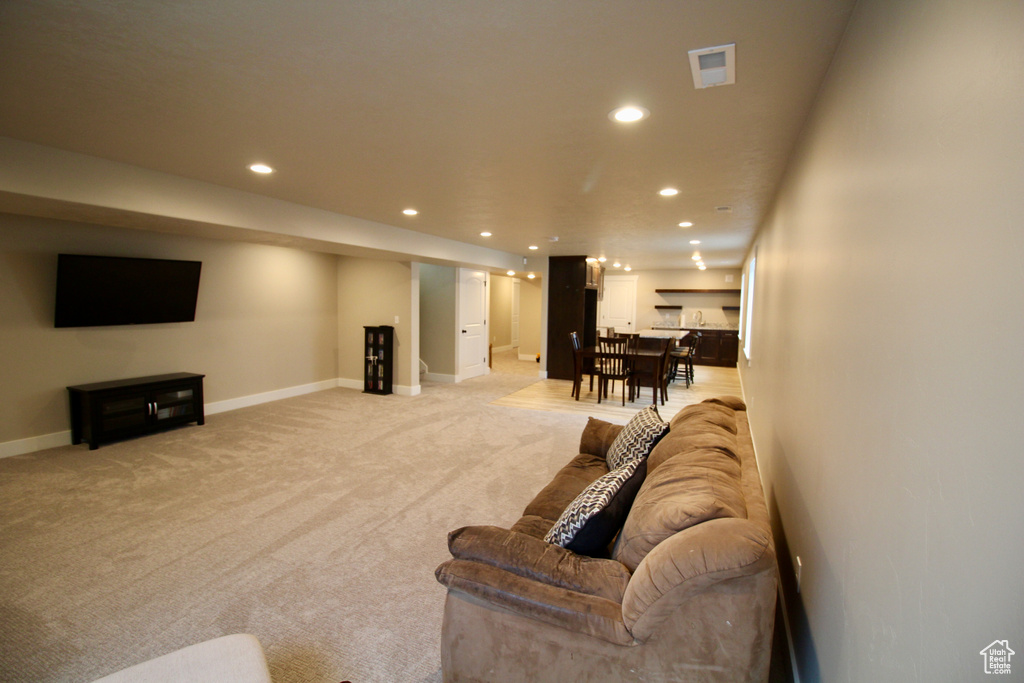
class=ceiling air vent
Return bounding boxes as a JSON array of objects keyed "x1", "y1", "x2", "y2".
[{"x1": 688, "y1": 43, "x2": 736, "y2": 89}]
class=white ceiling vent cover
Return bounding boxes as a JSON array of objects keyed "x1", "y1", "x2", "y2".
[{"x1": 688, "y1": 44, "x2": 736, "y2": 89}]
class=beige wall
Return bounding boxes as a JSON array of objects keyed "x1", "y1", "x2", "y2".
[
  {"x1": 489, "y1": 274, "x2": 513, "y2": 349},
  {"x1": 419, "y1": 263, "x2": 457, "y2": 377},
  {"x1": 336, "y1": 256, "x2": 417, "y2": 393},
  {"x1": 739, "y1": 0, "x2": 1024, "y2": 680},
  {"x1": 517, "y1": 277, "x2": 542, "y2": 359},
  {"x1": 0, "y1": 213, "x2": 339, "y2": 445},
  {"x1": 632, "y1": 269, "x2": 742, "y2": 329}
]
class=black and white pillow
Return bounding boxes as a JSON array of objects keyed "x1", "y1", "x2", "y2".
[
  {"x1": 605, "y1": 404, "x2": 670, "y2": 470},
  {"x1": 544, "y1": 458, "x2": 647, "y2": 556}
]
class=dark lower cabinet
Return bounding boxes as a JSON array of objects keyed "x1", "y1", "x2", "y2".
[
  {"x1": 67, "y1": 373, "x2": 205, "y2": 450},
  {"x1": 689, "y1": 330, "x2": 740, "y2": 367}
]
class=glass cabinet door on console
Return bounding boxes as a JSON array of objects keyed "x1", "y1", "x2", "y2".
[
  {"x1": 68, "y1": 373, "x2": 205, "y2": 450},
  {"x1": 363, "y1": 325, "x2": 394, "y2": 395}
]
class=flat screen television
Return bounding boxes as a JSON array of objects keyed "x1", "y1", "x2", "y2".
[{"x1": 54, "y1": 254, "x2": 202, "y2": 328}]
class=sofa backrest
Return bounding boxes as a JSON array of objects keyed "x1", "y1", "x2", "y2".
[{"x1": 612, "y1": 397, "x2": 777, "y2": 641}]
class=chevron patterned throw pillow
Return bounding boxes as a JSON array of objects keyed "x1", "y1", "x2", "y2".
[
  {"x1": 605, "y1": 404, "x2": 670, "y2": 470},
  {"x1": 544, "y1": 458, "x2": 647, "y2": 556}
]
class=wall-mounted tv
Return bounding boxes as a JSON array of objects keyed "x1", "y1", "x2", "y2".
[{"x1": 54, "y1": 254, "x2": 202, "y2": 328}]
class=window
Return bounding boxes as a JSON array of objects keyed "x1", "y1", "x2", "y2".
[{"x1": 739, "y1": 251, "x2": 756, "y2": 363}]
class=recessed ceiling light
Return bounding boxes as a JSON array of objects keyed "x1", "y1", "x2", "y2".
[
  {"x1": 623, "y1": 266, "x2": 632, "y2": 272},
  {"x1": 507, "y1": 270, "x2": 516, "y2": 276},
  {"x1": 659, "y1": 188, "x2": 679, "y2": 197},
  {"x1": 586, "y1": 257, "x2": 597, "y2": 263},
  {"x1": 403, "y1": 208, "x2": 418, "y2": 216},
  {"x1": 691, "y1": 253, "x2": 702, "y2": 261},
  {"x1": 248, "y1": 163, "x2": 274, "y2": 174},
  {"x1": 679, "y1": 221, "x2": 694, "y2": 228},
  {"x1": 613, "y1": 262, "x2": 621, "y2": 268},
  {"x1": 480, "y1": 232, "x2": 492, "y2": 237},
  {"x1": 597, "y1": 256, "x2": 607, "y2": 263},
  {"x1": 609, "y1": 105, "x2": 649, "y2": 123},
  {"x1": 528, "y1": 245, "x2": 539, "y2": 250},
  {"x1": 690, "y1": 240, "x2": 701, "y2": 245},
  {"x1": 527, "y1": 273, "x2": 536, "y2": 279},
  {"x1": 698, "y1": 264, "x2": 707, "y2": 270}
]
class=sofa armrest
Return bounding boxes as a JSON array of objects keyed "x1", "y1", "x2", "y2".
[
  {"x1": 436, "y1": 559, "x2": 634, "y2": 646},
  {"x1": 622, "y1": 517, "x2": 776, "y2": 642},
  {"x1": 447, "y1": 525, "x2": 632, "y2": 602}
]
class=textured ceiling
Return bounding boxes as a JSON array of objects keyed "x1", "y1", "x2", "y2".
[{"x1": 0, "y1": 0, "x2": 855, "y2": 270}]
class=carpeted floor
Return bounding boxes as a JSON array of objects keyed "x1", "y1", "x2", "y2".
[
  {"x1": 0, "y1": 354, "x2": 785, "y2": 683},
  {"x1": 1, "y1": 365, "x2": 583, "y2": 682}
]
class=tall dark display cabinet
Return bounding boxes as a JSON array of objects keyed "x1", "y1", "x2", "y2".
[
  {"x1": 546, "y1": 256, "x2": 599, "y2": 381},
  {"x1": 363, "y1": 325, "x2": 394, "y2": 395}
]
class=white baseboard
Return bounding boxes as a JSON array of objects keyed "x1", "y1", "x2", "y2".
[
  {"x1": 422, "y1": 372, "x2": 457, "y2": 384},
  {"x1": 518, "y1": 353, "x2": 541, "y2": 362},
  {"x1": 341, "y1": 377, "x2": 420, "y2": 395},
  {"x1": 1, "y1": 378, "x2": 423, "y2": 458},
  {"x1": 491, "y1": 344, "x2": 513, "y2": 353},
  {"x1": 206, "y1": 379, "x2": 341, "y2": 415},
  {"x1": 0, "y1": 431, "x2": 72, "y2": 459}
]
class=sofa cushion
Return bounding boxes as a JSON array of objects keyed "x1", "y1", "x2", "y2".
[
  {"x1": 647, "y1": 425, "x2": 739, "y2": 473},
  {"x1": 668, "y1": 401, "x2": 738, "y2": 434},
  {"x1": 605, "y1": 405, "x2": 670, "y2": 470},
  {"x1": 613, "y1": 448, "x2": 747, "y2": 571},
  {"x1": 522, "y1": 452, "x2": 608, "y2": 521},
  {"x1": 545, "y1": 459, "x2": 647, "y2": 557},
  {"x1": 702, "y1": 395, "x2": 746, "y2": 411}
]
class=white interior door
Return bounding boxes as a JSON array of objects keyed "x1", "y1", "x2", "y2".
[
  {"x1": 511, "y1": 278, "x2": 521, "y2": 348},
  {"x1": 599, "y1": 275, "x2": 638, "y2": 333},
  {"x1": 458, "y1": 268, "x2": 488, "y2": 380}
]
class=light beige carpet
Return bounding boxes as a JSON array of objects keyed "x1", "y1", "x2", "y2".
[{"x1": 0, "y1": 355, "x2": 739, "y2": 682}]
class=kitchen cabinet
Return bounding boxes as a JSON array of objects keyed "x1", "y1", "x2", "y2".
[
  {"x1": 547, "y1": 256, "x2": 599, "y2": 380},
  {"x1": 686, "y1": 329, "x2": 740, "y2": 367}
]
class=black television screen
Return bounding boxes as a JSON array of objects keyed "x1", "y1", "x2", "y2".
[{"x1": 54, "y1": 254, "x2": 202, "y2": 328}]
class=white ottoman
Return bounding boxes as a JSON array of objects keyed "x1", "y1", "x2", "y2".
[{"x1": 92, "y1": 634, "x2": 272, "y2": 683}]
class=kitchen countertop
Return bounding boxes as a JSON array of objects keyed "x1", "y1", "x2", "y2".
[{"x1": 638, "y1": 326, "x2": 738, "y2": 338}]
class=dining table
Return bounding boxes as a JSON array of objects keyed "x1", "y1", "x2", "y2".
[{"x1": 573, "y1": 345, "x2": 668, "y2": 403}]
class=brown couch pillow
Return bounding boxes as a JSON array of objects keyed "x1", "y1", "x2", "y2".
[
  {"x1": 647, "y1": 428, "x2": 739, "y2": 473},
  {"x1": 612, "y1": 448, "x2": 746, "y2": 571},
  {"x1": 668, "y1": 402, "x2": 738, "y2": 434},
  {"x1": 578, "y1": 417, "x2": 624, "y2": 459}
]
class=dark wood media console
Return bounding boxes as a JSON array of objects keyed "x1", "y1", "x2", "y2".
[{"x1": 67, "y1": 372, "x2": 205, "y2": 450}]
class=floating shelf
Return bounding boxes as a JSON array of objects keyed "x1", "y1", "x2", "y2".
[
  {"x1": 723, "y1": 306, "x2": 740, "y2": 311},
  {"x1": 654, "y1": 305, "x2": 682, "y2": 310},
  {"x1": 656, "y1": 288, "x2": 742, "y2": 294}
]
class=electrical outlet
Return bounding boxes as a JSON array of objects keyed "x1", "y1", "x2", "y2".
[
  {"x1": 394, "y1": 315, "x2": 400, "y2": 324},
  {"x1": 795, "y1": 556, "x2": 803, "y2": 593},
  {"x1": 725, "y1": 274, "x2": 734, "y2": 283}
]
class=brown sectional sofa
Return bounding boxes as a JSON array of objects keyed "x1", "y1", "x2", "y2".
[{"x1": 435, "y1": 396, "x2": 777, "y2": 682}]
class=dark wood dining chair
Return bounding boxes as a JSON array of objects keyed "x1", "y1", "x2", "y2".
[
  {"x1": 631, "y1": 337, "x2": 670, "y2": 405},
  {"x1": 569, "y1": 331, "x2": 597, "y2": 400},
  {"x1": 668, "y1": 332, "x2": 701, "y2": 388},
  {"x1": 596, "y1": 335, "x2": 632, "y2": 405}
]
